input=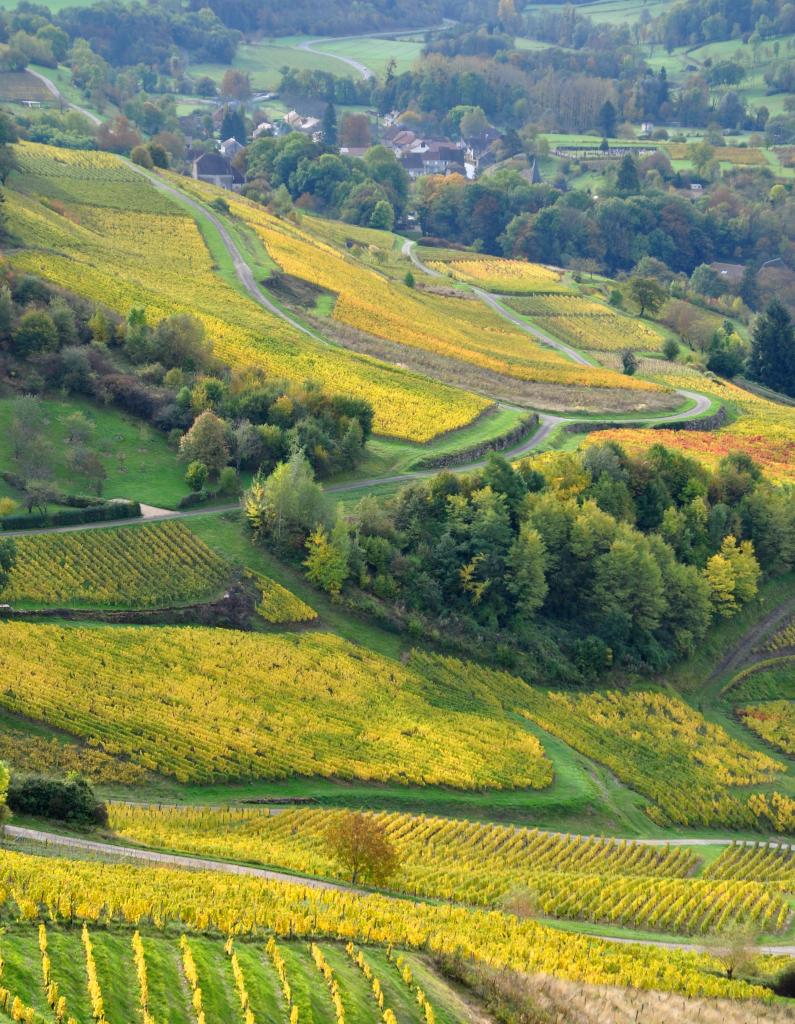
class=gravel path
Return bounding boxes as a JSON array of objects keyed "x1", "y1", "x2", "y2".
[{"x1": 27, "y1": 68, "x2": 102, "y2": 125}]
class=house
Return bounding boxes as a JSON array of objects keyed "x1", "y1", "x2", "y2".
[
  {"x1": 252, "y1": 121, "x2": 275, "y2": 140},
  {"x1": 690, "y1": 182, "x2": 703, "y2": 192},
  {"x1": 339, "y1": 146, "x2": 370, "y2": 159},
  {"x1": 219, "y1": 137, "x2": 244, "y2": 159},
  {"x1": 399, "y1": 152, "x2": 425, "y2": 179},
  {"x1": 283, "y1": 110, "x2": 321, "y2": 134},
  {"x1": 191, "y1": 152, "x2": 244, "y2": 191}
]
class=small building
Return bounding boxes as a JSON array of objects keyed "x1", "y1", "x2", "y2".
[
  {"x1": 219, "y1": 137, "x2": 244, "y2": 159},
  {"x1": 252, "y1": 121, "x2": 275, "y2": 140},
  {"x1": 191, "y1": 152, "x2": 244, "y2": 191}
]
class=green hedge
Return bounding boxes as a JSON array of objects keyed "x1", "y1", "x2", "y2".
[{"x1": 1, "y1": 501, "x2": 141, "y2": 531}]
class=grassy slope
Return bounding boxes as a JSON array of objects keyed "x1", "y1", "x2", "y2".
[{"x1": 0, "y1": 395, "x2": 189, "y2": 509}]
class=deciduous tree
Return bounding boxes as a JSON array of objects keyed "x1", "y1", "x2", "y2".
[{"x1": 327, "y1": 812, "x2": 399, "y2": 886}]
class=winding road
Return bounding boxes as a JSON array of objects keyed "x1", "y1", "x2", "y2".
[
  {"x1": 296, "y1": 37, "x2": 374, "y2": 81},
  {"x1": 0, "y1": 207, "x2": 712, "y2": 539}
]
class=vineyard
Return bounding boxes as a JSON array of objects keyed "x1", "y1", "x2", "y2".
[
  {"x1": 0, "y1": 921, "x2": 473, "y2": 1024},
  {"x1": 706, "y1": 843, "x2": 795, "y2": 887},
  {"x1": 246, "y1": 569, "x2": 318, "y2": 624},
  {"x1": 7, "y1": 143, "x2": 487, "y2": 442},
  {"x1": 425, "y1": 257, "x2": 568, "y2": 294},
  {"x1": 0, "y1": 622, "x2": 551, "y2": 788},
  {"x1": 518, "y1": 689, "x2": 788, "y2": 830},
  {"x1": 104, "y1": 803, "x2": 791, "y2": 935},
  {"x1": 506, "y1": 295, "x2": 667, "y2": 352},
  {"x1": 582, "y1": 368, "x2": 795, "y2": 484},
  {"x1": 0, "y1": 849, "x2": 775, "y2": 1001},
  {"x1": 4, "y1": 520, "x2": 230, "y2": 609},
  {"x1": 217, "y1": 190, "x2": 660, "y2": 396},
  {"x1": 739, "y1": 701, "x2": 795, "y2": 754}
]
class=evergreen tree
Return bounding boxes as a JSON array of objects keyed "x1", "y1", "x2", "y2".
[
  {"x1": 748, "y1": 300, "x2": 795, "y2": 397},
  {"x1": 323, "y1": 102, "x2": 338, "y2": 149},
  {"x1": 616, "y1": 153, "x2": 640, "y2": 194},
  {"x1": 220, "y1": 106, "x2": 246, "y2": 144},
  {"x1": 598, "y1": 100, "x2": 617, "y2": 139}
]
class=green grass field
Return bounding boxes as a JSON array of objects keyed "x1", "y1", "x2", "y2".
[
  {"x1": 0, "y1": 395, "x2": 189, "y2": 509},
  {"x1": 315, "y1": 36, "x2": 424, "y2": 76}
]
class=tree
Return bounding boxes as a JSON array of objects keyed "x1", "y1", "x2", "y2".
[
  {"x1": 220, "y1": 69, "x2": 251, "y2": 102},
  {"x1": 0, "y1": 538, "x2": 16, "y2": 595},
  {"x1": 459, "y1": 106, "x2": 488, "y2": 139},
  {"x1": 220, "y1": 106, "x2": 246, "y2": 144},
  {"x1": 369, "y1": 199, "x2": 395, "y2": 231},
  {"x1": 598, "y1": 99, "x2": 617, "y2": 139},
  {"x1": 304, "y1": 518, "x2": 351, "y2": 596},
  {"x1": 339, "y1": 113, "x2": 371, "y2": 148},
  {"x1": 130, "y1": 144, "x2": 153, "y2": 169},
  {"x1": 629, "y1": 276, "x2": 667, "y2": 318},
  {"x1": 621, "y1": 349, "x2": 638, "y2": 375},
  {"x1": 616, "y1": 153, "x2": 640, "y2": 194},
  {"x1": 0, "y1": 760, "x2": 8, "y2": 825},
  {"x1": 244, "y1": 448, "x2": 329, "y2": 543},
  {"x1": 404, "y1": 270, "x2": 415, "y2": 289},
  {"x1": 506, "y1": 524, "x2": 548, "y2": 619},
  {"x1": 13, "y1": 310, "x2": 59, "y2": 355},
  {"x1": 326, "y1": 811, "x2": 399, "y2": 886},
  {"x1": 704, "y1": 535, "x2": 760, "y2": 617},
  {"x1": 662, "y1": 337, "x2": 680, "y2": 361},
  {"x1": 322, "y1": 102, "x2": 337, "y2": 148},
  {"x1": 178, "y1": 411, "x2": 229, "y2": 477},
  {"x1": 152, "y1": 313, "x2": 212, "y2": 371},
  {"x1": 748, "y1": 300, "x2": 795, "y2": 397}
]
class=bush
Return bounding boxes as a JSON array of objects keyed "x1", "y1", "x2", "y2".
[
  {"x1": 7, "y1": 774, "x2": 108, "y2": 826},
  {"x1": 185, "y1": 460, "x2": 209, "y2": 491},
  {"x1": 0, "y1": 500, "x2": 141, "y2": 531},
  {"x1": 131, "y1": 144, "x2": 154, "y2": 169},
  {"x1": 773, "y1": 963, "x2": 795, "y2": 997}
]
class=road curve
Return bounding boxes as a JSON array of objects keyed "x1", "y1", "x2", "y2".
[
  {"x1": 297, "y1": 38, "x2": 373, "y2": 81},
  {"x1": 26, "y1": 68, "x2": 102, "y2": 126},
  {"x1": 4, "y1": 825, "x2": 792, "y2": 954}
]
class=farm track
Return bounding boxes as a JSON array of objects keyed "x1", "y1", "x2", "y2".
[
  {"x1": 4, "y1": 824, "x2": 794, "y2": 954},
  {"x1": 26, "y1": 67, "x2": 101, "y2": 126}
]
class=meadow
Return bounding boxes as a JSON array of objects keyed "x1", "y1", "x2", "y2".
[{"x1": 0, "y1": 395, "x2": 190, "y2": 509}]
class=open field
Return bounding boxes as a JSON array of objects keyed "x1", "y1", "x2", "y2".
[{"x1": 315, "y1": 36, "x2": 423, "y2": 76}]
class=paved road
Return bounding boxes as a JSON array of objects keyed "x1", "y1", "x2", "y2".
[
  {"x1": 27, "y1": 68, "x2": 102, "y2": 126},
  {"x1": 5, "y1": 824, "x2": 793, "y2": 954}
]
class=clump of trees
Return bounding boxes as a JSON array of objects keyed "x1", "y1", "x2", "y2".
[
  {"x1": 0, "y1": 273, "x2": 371, "y2": 513},
  {"x1": 245, "y1": 442, "x2": 790, "y2": 679}
]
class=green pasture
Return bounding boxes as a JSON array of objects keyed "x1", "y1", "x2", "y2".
[{"x1": 0, "y1": 395, "x2": 189, "y2": 509}]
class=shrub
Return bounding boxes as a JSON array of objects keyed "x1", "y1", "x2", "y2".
[
  {"x1": 7, "y1": 773, "x2": 108, "y2": 826},
  {"x1": 185, "y1": 460, "x2": 208, "y2": 491}
]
